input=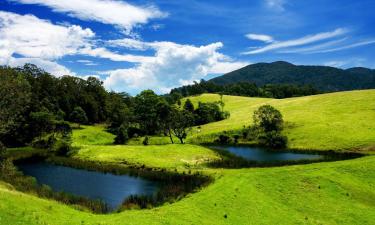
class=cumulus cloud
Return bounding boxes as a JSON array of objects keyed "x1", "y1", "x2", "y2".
[
  {"x1": 0, "y1": 11, "x2": 94, "y2": 60},
  {"x1": 243, "y1": 28, "x2": 348, "y2": 54},
  {"x1": 245, "y1": 34, "x2": 274, "y2": 43},
  {"x1": 10, "y1": 0, "x2": 167, "y2": 33},
  {"x1": 103, "y1": 40, "x2": 248, "y2": 94}
]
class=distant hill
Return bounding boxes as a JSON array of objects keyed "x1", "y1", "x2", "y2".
[{"x1": 209, "y1": 61, "x2": 375, "y2": 92}]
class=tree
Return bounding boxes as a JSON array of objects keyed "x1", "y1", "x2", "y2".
[
  {"x1": 30, "y1": 110, "x2": 55, "y2": 140},
  {"x1": 70, "y1": 106, "x2": 88, "y2": 128},
  {"x1": 0, "y1": 141, "x2": 6, "y2": 159},
  {"x1": 252, "y1": 105, "x2": 287, "y2": 148},
  {"x1": 0, "y1": 67, "x2": 32, "y2": 146},
  {"x1": 253, "y1": 105, "x2": 283, "y2": 133},
  {"x1": 170, "y1": 109, "x2": 194, "y2": 144},
  {"x1": 134, "y1": 90, "x2": 164, "y2": 134},
  {"x1": 183, "y1": 99, "x2": 195, "y2": 113},
  {"x1": 106, "y1": 92, "x2": 132, "y2": 129},
  {"x1": 114, "y1": 124, "x2": 129, "y2": 144},
  {"x1": 194, "y1": 102, "x2": 225, "y2": 125}
]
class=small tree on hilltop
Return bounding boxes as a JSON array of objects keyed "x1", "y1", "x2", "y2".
[
  {"x1": 253, "y1": 105, "x2": 283, "y2": 133},
  {"x1": 70, "y1": 106, "x2": 88, "y2": 128}
]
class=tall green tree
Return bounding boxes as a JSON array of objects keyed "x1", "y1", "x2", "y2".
[
  {"x1": 170, "y1": 109, "x2": 194, "y2": 144},
  {"x1": 134, "y1": 90, "x2": 163, "y2": 134},
  {"x1": 183, "y1": 99, "x2": 195, "y2": 113},
  {"x1": 0, "y1": 67, "x2": 32, "y2": 146},
  {"x1": 70, "y1": 107, "x2": 88, "y2": 128}
]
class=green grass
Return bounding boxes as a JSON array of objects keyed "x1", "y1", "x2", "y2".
[
  {"x1": 72, "y1": 124, "x2": 115, "y2": 146},
  {"x1": 1, "y1": 90, "x2": 375, "y2": 224},
  {"x1": 185, "y1": 90, "x2": 375, "y2": 151},
  {"x1": 76, "y1": 144, "x2": 220, "y2": 169},
  {"x1": 1, "y1": 151, "x2": 374, "y2": 225}
]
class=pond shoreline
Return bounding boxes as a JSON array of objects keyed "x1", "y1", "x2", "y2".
[{"x1": 2, "y1": 151, "x2": 212, "y2": 214}]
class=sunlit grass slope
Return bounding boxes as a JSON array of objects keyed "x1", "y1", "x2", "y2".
[
  {"x1": 76, "y1": 144, "x2": 220, "y2": 169},
  {"x1": 72, "y1": 124, "x2": 115, "y2": 146},
  {"x1": 1, "y1": 153, "x2": 374, "y2": 225},
  {"x1": 185, "y1": 90, "x2": 375, "y2": 151}
]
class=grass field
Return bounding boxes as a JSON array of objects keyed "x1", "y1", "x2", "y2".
[
  {"x1": 1, "y1": 90, "x2": 375, "y2": 225},
  {"x1": 186, "y1": 90, "x2": 375, "y2": 151}
]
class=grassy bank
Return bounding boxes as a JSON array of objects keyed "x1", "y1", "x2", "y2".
[
  {"x1": 1, "y1": 90, "x2": 375, "y2": 224},
  {"x1": 185, "y1": 90, "x2": 375, "y2": 151}
]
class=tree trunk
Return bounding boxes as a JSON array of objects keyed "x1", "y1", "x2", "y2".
[
  {"x1": 179, "y1": 137, "x2": 184, "y2": 144},
  {"x1": 168, "y1": 129, "x2": 174, "y2": 144}
]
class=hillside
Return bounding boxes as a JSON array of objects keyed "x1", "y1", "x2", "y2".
[
  {"x1": 209, "y1": 61, "x2": 375, "y2": 92},
  {"x1": 185, "y1": 90, "x2": 375, "y2": 151},
  {"x1": 1, "y1": 128, "x2": 374, "y2": 224}
]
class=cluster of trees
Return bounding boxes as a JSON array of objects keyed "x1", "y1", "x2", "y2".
[
  {"x1": 170, "y1": 80, "x2": 319, "y2": 99},
  {"x1": 0, "y1": 64, "x2": 118, "y2": 148},
  {"x1": 0, "y1": 65, "x2": 230, "y2": 149},
  {"x1": 246, "y1": 105, "x2": 288, "y2": 148}
]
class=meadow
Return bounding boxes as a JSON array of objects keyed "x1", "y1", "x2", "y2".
[{"x1": 1, "y1": 90, "x2": 375, "y2": 224}]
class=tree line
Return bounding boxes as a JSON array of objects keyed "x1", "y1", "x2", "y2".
[
  {"x1": 0, "y1": 64, "x2": 228, "y2": 150},
  {"x1": 169, "y1": 79, "x2": 319, "y2": 99}
]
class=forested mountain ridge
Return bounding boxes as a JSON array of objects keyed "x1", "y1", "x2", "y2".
[{"x1": 209, "y1": 61, "x2": 375, "y2": 91}]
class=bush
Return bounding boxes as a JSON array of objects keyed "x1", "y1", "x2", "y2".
[
  {"x1": 143, "y1": 136, "x2": 149, "y2": 145},
  {"x1": 0, "y1": 141, "x2": 5, "y2": 158},
  {"x1": 32, "y1": 135, "x2": 56, "y2": 149},
  {"x1": 215, "y1": 134, "x2": 232, "y2": 144},
  {"x1": 114, "y1": 124, "x2": 129, "y2": 144},
  {"x1": 54, "y1": 138, "x2": 72, "y2": 156},
  {"x1": 127, "y1": 126, "x2": 144, "y2": 138},
  {"x1": 257, "y1": 131, "x2": 288, "y2": 149}
]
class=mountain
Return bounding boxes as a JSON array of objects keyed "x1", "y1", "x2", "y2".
[{"x1": 209, "y1": 61, "x2": 375, "y2": 92}]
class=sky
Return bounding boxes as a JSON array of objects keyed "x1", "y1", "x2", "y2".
[{"x1": 0, "y1": 0, "x2": 374, "y2": 95}]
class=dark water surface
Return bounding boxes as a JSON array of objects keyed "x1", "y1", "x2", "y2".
[
  {"x1": 17, "y1": 162, "x2": 159, "y2": 210},
  {"x1": 210, "y1": 145, "x2": 324, "y2": 162}
]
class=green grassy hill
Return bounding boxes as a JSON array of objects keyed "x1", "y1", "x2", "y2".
[
  {"x1": 186, "y1": 90, "x2": 375, "y2": 151},
  {"x1": 1, "y1": 90, "x2": 375, "y2": 225}
]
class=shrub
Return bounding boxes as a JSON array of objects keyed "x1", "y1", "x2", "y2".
[
  {"x1": 233, "y1": 135, "x2": 240, "y2": 144},
  {"x1": 0, "y1": 141, "x2": 5, "y2": 158},
  {"x1": 215, "y1": 134, "x2": 232, "y2": 144},
  {"x1": 143, "y1": 136, "x2": 149, "y2": 145},
  {"x1": 32, "y1": 135, "x2": 56, "y2": 150},
  {"x1": 114, "y1": 124, "x2": 129, "y2": 144},
  {"x1": 54, "y1": 138, "x2": 72, "y2": 156},
  {"x1": 257, "y1": 131, "x2": 288, "y2": 149}
]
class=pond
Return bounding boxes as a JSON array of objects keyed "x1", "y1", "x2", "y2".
[
  {"x1": 209, "y1": 145, "x2": 325, "y2": 162},
  {"x1": 17, "y1": 162, "x2": 160, "y2": 210}
]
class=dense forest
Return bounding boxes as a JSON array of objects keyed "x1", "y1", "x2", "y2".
[
  {"x1": 0, "y1": 64, "x2": 227, "y2": 148},
  {"x1": 209, "y1": 61, "x2": 375, "y2": 91},
  {"x1": 170, "y1": 79, "x2": 319, "y2": 98}
]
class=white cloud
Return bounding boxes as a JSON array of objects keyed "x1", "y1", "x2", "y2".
[
  {"x1": 265, "y1": 0, "x2": 287, "y2": 11},
  {"x1": 0, "y1": 11, "x2": 94, "y2": 60},
  {"x1": 309, "y1": 40, "x2": 375, "y2": 54},
  {"x1": 243, "y1": 28, "x2": 348, "y2": 54},
  {"x1": 279, "y1": 38, "x2": 348, "y2": 54},
  {"x1": 10, "y1": 0, "x2": 167, "y2": 33},
  {"x1": 0, "y1": 11, "x2": 154, "y2": 74},
  {"x1": 245, "y1": 34, "x2": 274, "y2": 43},
  {"x1": 103, "y1": 41, "x2": 248, "y2": 94}
]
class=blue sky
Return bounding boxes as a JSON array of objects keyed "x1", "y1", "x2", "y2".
[{"x1": 0, "y1": 0, "x2": 374, "y2": 94}]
